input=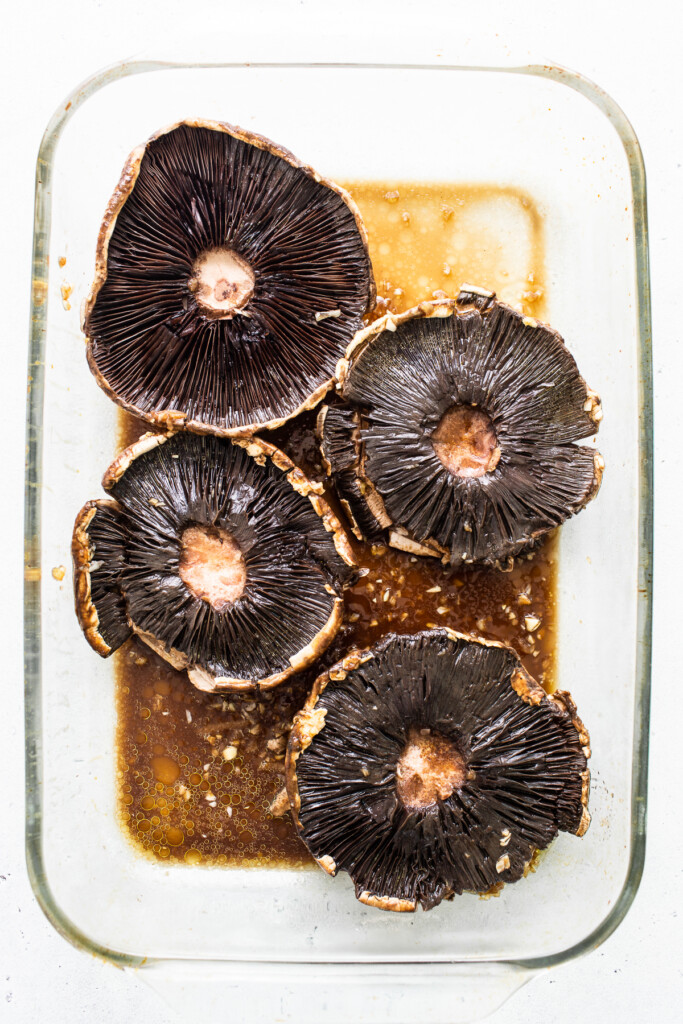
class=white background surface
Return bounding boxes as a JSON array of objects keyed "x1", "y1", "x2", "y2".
[{"x1": 2, "y1": 0, "x2": 681, "y2": 1020}]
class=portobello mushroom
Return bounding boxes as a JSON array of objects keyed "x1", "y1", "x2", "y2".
[
  {"x1": 286, "y1": 629, "x2": 591, "y2": 911},
  {"x1": 71, "y1": 432, "x2": 356, "y2": 691},
  {"x1": 332, "y1": 288, "x2": 604, "y2": 568},
  {"x1": 84, "y1": 120, "x2": 375, "y2": 436}
]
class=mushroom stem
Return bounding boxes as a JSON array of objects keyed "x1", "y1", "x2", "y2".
[
  {"x1": 396, "y1": 727, "x2": 466, "y2": 809},
  {"x1": 179, "y1": 524, "x2": 247, "y2": 610},
  {"x1": 191, "y1": 247, "x2": 255, "y2": 317},
  {"x1": 431, "y1": 404, "x2": 501, "y2": 479}
]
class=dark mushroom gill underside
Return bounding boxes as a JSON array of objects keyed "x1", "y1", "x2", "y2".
[
  {"x1": 338, "y1": 297, "x2": 603, "y2": 567},
  {"x1": 317, "y1": 404, "x2": 384, "y2": 542},
  {"x1": 86, "y1": 122, "x2": 374, "y2": 434},
  {"x1": 74, "y1": 432, "x2": 355, "y2": 689},
  {"x1": 72, "y1": 499, "x2": 131, "y2": 655},
  {"x1": 289, "y1": 630, "x2": 590, "y2": 911}
]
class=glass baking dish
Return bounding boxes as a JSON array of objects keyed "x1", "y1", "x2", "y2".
[{"x1": 24, "y1": 58, "x2": 652, "y2": 1023}]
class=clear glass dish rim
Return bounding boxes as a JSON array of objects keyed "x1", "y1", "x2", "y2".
[{"x1": 24, "y1": 57, "x2": 653, "y2": 975}]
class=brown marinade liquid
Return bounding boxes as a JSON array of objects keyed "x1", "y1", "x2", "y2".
[{"x1": 115, "y1": 182, "x2": 555, "y2": 868}]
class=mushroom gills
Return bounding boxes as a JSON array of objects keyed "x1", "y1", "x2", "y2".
[
  {"x1": 85, "y1": 120, "x2": 375, "y2": 436},
  {"x1": 287, "y1": 629, "x2": 590, "y2": 911},
  {"x1": 317, "y1": 404, "x2": 384, "y2": 541},
  {"x1": 72, "y1": 499, "x2": 131, "y2": 656},
  {"x1": 338, "y1": 291, "x2": 603, "y2": 567},
  {"x1": 72, "y1": 431, "x2": 356, "y2": 691}
]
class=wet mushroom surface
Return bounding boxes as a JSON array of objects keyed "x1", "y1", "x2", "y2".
[
  {"x1": 84, "y1": 120, "x2": 375, "y2": 436},
  {"x1": 287, "y1": 629, "x2": 590, "y2": 912},
  {"x1": 72, "y1": 431, "x2": 356, "y2": 691},
  {"x1": 72, "y1": 498, "x2": 132, "y2": 656},
  {"x1": 331, "y1": 288, "x2": 604, "y2": 568}
]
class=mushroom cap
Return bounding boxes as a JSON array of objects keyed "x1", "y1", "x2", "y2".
[
  {"x1": 335, "y1": 290, "x2": 604, "y2": 568},
  {"x1": 72, "y1": 432, "x2": 356, "y2": 691},
  {"x1": 84, "y1": 119, "x2": 375, "y2": 437},
  {"x1": 72, "y1": 498, "x2": 132, "y2": 656},
  {"x1": 286, "y1": 629, "x2": 591, "y2": 912}
]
